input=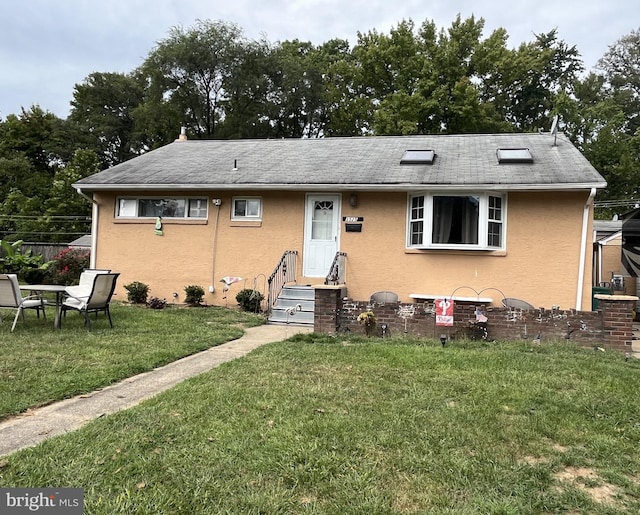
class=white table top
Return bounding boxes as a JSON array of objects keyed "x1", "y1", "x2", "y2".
[{"x1": 19, "y1": 284, "x2": 67, "y2": 292}]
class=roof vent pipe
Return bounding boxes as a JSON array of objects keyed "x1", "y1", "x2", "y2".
[
  {"x1": 233, "y1": 159, "x2": 238, "y2": 171},
  {"x1": 178, "y1": 126, "x2": 187, "y2": 141}
]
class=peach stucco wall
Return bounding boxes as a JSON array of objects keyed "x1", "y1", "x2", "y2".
[{"x1": 93, "y1": 189, "x2": 594, "y2": 310}]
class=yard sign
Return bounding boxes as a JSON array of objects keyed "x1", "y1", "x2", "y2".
[{"x1": 435, "y1": 299, "x2": 454, "y2": 326}]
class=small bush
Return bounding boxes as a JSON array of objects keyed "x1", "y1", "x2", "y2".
[
  {"x1": 124, "y1": 281, "x2": 149, "y2": 304},
  {"x1": 147, "y1": 296, "x2": 167, "y2": 310},
  {"x1": 184, "y1": 285, "x2": 205, "y2": 306},
  {"x1": 236, "y1": 289, "x2": 264, "y2": 312},
  {"x1": 47, "y1": 248, "x2": 90, "y2": 285}
]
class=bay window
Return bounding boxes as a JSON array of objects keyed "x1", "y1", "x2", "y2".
[{"x1": 407, "y1": 192, "x2": 505, "y2": 250}]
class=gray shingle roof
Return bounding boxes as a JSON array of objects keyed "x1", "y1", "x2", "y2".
[{"x1": 74, "y1": 133, "x2": 606, "y2": 192}]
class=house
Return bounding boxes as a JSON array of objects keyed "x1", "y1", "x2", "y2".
[
  {"x1": 593, "y1": 220, "x2": 624, "y2": 290},
  {"x1": 73, "y1": 132, "x2": 606, "y2": 315},
  {"x1": 68, "y1": 234, "x2": 92, "y2": 250}
]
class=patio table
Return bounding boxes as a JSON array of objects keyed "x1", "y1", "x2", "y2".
[{"x1": 19, "y1": 284, "x2": 68, "y2": 329}]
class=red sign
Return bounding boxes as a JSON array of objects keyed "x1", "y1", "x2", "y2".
[{"x1": 435, "y1": 299, "x2": 454, "y2": 326}]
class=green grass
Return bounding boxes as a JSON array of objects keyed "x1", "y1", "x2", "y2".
[
  {"x1": 2, "y1": 332, "x2": 640, "y2": 513},
  {"x1": 0, "y1": 302, "x2": 265, "y2": 419}
]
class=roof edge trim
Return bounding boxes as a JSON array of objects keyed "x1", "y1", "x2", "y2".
[{"x1": 73, "y1": 182, "x2": 607, "y2": 193}]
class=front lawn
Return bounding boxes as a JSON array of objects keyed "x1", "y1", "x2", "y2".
[
  {"x1": 0, "y1": 302, "x2": 265, "y2": 419},
  {"x1": 1, "y1": 333, "x2": 639, "y2": 513}
]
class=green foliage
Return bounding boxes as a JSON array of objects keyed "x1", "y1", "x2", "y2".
[
  {"x1": 124, "y1": 281, "x2": 149, "y2": 304},
  {"x1": 235, "y1": 288, "x2": 264, "y2": 312},
  {"x1": 47, "y1": 248, "x2": 90, "y2": 285},
  {"x1": 2, "y1": 18, "x2": 640, "y2": 236},
  {"x1": 141, "y1": 19, "x2": 245, "y2": 139},
  {"x1": 0, "y1": 239, "x2": 51, "y2": 282},
  {"x1": 68, "y1": 72, "x2": 146, "y2": 167},
  {"x1": 184, "y1": 284, "x2": 205, "y2": 306}
]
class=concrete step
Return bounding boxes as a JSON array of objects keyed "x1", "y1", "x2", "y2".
[
  {"x1": 273, "y1": 298, "x2": 315, "y2": 311},
  {"x1": 269, "y1": 308, "x2": 314, "y2": 325},
  {"x1": 268, "y1": 285, "x2": 315, "y2": 326},
  {"x1": 279, "y1": 285, "x2": 315, "y2": 301}
]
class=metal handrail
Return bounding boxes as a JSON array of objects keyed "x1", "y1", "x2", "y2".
[
  {"x1": 325, "y1": 252, "x2": 347, "y2": 285},
  {"x1": 266, "y1": 250, "x2": 298, "y2": 314}
]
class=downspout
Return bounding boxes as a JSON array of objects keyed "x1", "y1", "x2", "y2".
[
  {"x1": 210, "y1": 199, "x2": 222, "y2": 293},
  {"x1": 576, "y1": 188, "x2": 597, "y2": 310},
  {"x1": 76, "y1": 188, "x2": 98, "y2": 269}
]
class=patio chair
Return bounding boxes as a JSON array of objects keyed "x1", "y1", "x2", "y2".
[
  {"x1": 502, "y1": 297, "x2": 536, "y2": 310},
  {"x1": 61, "y1": 272, "x2": 119, "y2": 330},
  {"x1": 65, "y1": 268, "x2": 112, "y2": 298},
  {"x1": 370, "y1": 291, "x2": 399, "y2": 304},
  {"x1": 0, "y1": 273, "x2": 47, "y2": 332}
]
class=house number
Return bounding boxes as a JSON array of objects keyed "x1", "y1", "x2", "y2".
[{"x1": 343, "y1": 216, "x2": 363, "y2": 222}]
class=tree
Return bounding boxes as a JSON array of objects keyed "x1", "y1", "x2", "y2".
[
  {"x1": 0, "y1": 106, "x2": 75, "y2": 174},
  {"x1": 141, "y1": 19, "x2": 246, "y2": 139},
  {"x1": 216, "y1": 38, "x2": 277, "y2": 139},
  {"x1": 266, "y1": 39, "x2": 332, "y2": 138},
  {"x1": 596, "y1": 28, "x2": 640, "y2": 135},
  {"x1": 320, "y1": 39, "x2": 374, "y2": 137},
  {"x1": 499, "y1": 30, "x2": 583, "y2": 131},
  {"x1": 69, "y1": 72, "x2": 145, "y2": 167}
]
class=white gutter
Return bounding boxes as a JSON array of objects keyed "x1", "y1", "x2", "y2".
[
  {"x1": 576, "y1": 188, "x2": 597, "y2": 310},
  {"x1": 76, "y1": 188, "x2": 99, "y2": 269}
]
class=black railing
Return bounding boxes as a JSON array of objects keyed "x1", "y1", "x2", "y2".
[
  {"x1": 325, "y1": 252, "x2": 347, "y2": 285},
  {"x1": 267, "y1": 250, "x2": 298, "y2": 314}
]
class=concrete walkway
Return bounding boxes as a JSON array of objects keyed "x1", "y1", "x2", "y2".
[{"x1": 0, "y1": 324, "x2": 312, "y2": 457}]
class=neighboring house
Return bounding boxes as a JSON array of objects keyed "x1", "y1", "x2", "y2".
[
  {"x1": 68, "y1": 234, "x2": 92, "y2": 250},
  {"x1": 73, "y1": 132, "x2": 606, "y2": 312},
  {"x1": 593, "y1": 220, "x2": 624, "y2": 289}
]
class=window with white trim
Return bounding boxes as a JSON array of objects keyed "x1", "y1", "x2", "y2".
[
  {"x1": 407, "y1": 193, "x2": 505, "y2": 250},
  {"x1": 116, "y1": 197, "x2": 208, "y2": 219},
  {"x1": 232, "y1": 197, "x2": 262, "y2": 220}
]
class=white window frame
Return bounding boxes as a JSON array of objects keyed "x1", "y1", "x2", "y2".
[
  {"x1": 231, "y1": 197, "x2": 262, "y2": 221},
  {"x1": 116, "y1": 197, "x2": 209, "y2": 219},
  {"x1": 406, "y1": 192, "x2": 506, "y2": 250}
]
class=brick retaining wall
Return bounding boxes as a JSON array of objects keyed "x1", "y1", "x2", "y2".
[{"x1": 313, "y1": 287, "x2": 638, "y2": 353}]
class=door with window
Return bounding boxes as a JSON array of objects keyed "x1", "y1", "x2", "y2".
[{"x1": 303, "y1": 194, "x2": 341, "y2": 277}]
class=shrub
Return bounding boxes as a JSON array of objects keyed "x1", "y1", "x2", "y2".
[
  {"x1": 47, "y1": 248, "x2": 90, "y2": 285},
  {"x1": 124, "y1": 281, "x2": 149, "y2": 304},
  {"x1": 147, "y1": 296, "x2": 167, "y2": 310},
  {"x1": 0, "y1": 239, "x2": 52, "y2": 283},
  {"x1": 236, "y1": 289, "x2": 264, "y2": 312},
  {"x1": 184, "y1": 285, "x2": 205, "y2": 306}
]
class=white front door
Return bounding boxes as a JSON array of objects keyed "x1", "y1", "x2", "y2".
[{"x1": 303, "y1": 194, "x2": 341, "y2": 277}]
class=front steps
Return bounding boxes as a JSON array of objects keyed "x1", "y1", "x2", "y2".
[{"x1": 268, "y1": 285, "x2": 314, "y2": 326}]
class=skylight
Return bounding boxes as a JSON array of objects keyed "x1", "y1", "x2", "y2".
[
  {"x1": 497, "y1": 148, "x2": 533, "y2": 164},
  {"x1": 401, "y1": 149, "x2": 435, "y2": 164}
]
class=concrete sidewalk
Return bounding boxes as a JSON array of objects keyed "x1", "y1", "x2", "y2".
[{"x1": 0, "y1": 324, "x2": 312, "y2": 457}]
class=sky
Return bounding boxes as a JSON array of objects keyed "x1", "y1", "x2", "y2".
[{"x1": 0, "y1": 0, "x2": 637, "y2": 120}]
